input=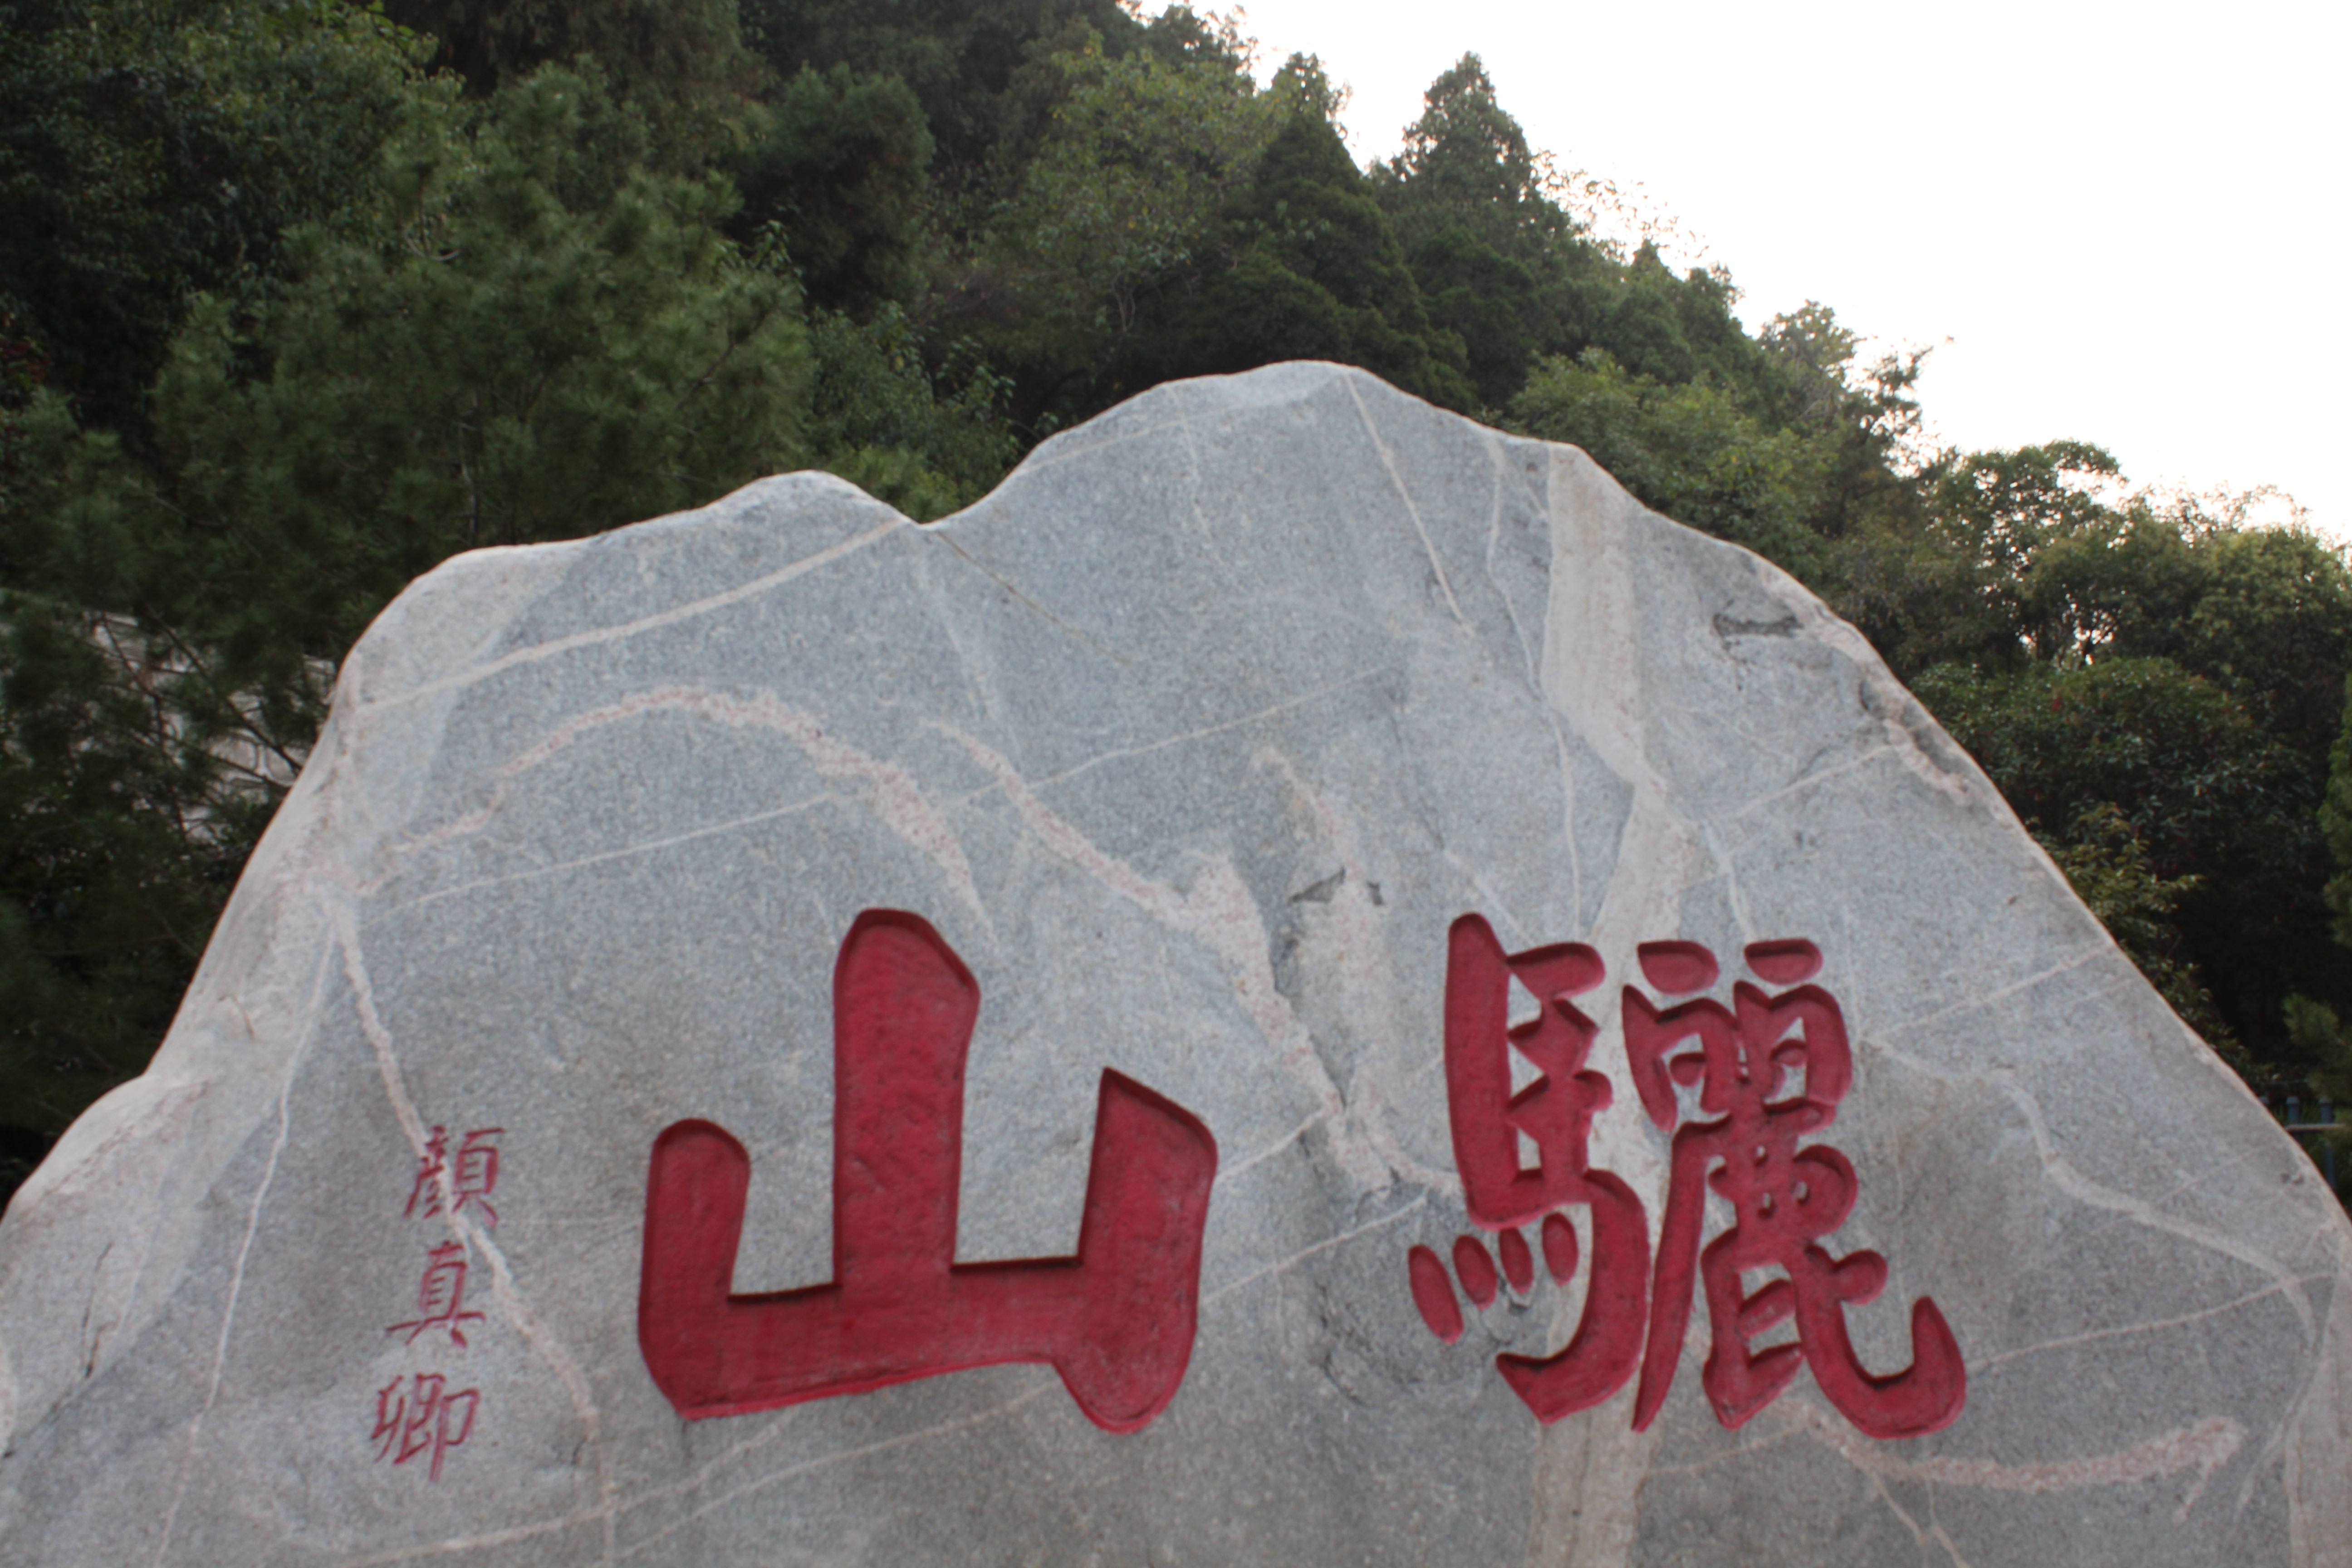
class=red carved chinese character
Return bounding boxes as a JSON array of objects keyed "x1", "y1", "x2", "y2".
[
  {"x1": 637, "y1": 909, "x2": 1220, "y2": 1434},
  {"x1": 387, "y1": 1242, "x2": 488, "y2": 1348},
  {"x1": 372, "y1": 1374, "x2": 480, "y2": 1481},
  {"x1": 404, "y1": 1127, "x2": 504, "y2": 1225},
  {"x1": 1406, "y1": 914, "x2": 1651, "y2": 1422},
  {"x1": 1624, "y1": 938, "x2": 1965, "y2": 1440}
]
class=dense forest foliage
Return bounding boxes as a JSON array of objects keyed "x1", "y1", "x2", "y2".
[{"x1": 2, "y1": 0, "x2": 2347, "y2": 1197}]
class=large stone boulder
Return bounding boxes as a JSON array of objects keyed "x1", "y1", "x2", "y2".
[{"x1": 0, "y1": 363, "x2": 2343, "y2": 1566}]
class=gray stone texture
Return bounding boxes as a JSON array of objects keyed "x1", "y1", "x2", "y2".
[{"x1": 0, "y1": 362, "x2": 2345, "y2": 1565}]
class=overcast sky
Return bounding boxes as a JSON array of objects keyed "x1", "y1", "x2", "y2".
[{"x1": 1213, "y1": 0, "x2": 2348, "y2": 542}]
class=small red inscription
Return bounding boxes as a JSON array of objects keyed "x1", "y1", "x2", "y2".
[
  {"x1": 386, "y1": 1242, "x2": 488, "y2": 1348},
  {"x1": 377, "y1": 1121, "x2": 505, "y2": 1473},
  {"x1": 405, "y1": 1126, "x2": 504, "y2": 1225},
  {"x1": 372, "y1": 1374, "x2": 480, "y2": 1481},
  {"x1": 638, "y1": 910, "x2": 1220, "y2": 1433},
  {"x1": 1411, "y1": 920, "x2": 1965, "y2": 1441}
]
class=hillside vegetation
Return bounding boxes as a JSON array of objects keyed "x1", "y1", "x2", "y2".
[{"x1": 3, "y1": 0, "x2": 2347, "y2": 1193}]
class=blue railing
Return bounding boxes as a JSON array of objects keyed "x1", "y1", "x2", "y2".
[{"x1": 2266, "y1": 1092, "x2": 2340, "y2": 1193}]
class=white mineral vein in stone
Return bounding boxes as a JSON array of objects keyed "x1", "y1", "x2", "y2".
[
  {"x1": 1975, "y1": 1276, "x2": 2326, "y2": 1373},
  {"x1": 1986, "y1": 1068, "x2": 2318, "y2": 1334},
  {"x1": 2284, "y1": 1231, "x2": 2352, "y2": 1567},
  {"x1": 1778, "y1": 1397, "x2": 2245, "y2": 1514},
  {"x1": 149, "y1": 957, "x2": 309, "y2": 1567},
  {"x1": 1345, "y1": 375, "x2": 1467, "y2": 627}
]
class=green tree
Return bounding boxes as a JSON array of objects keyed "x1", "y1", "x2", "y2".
[
  {"x1": 1912, "y1": 440, "x2": 2128, "y2": 663},
  {"x1": 1584, "y1": 245, "x2": 1762, "y2": 391},
  {"x1": 1875, "y1": 451, "x2": 2352, "y2": 738},
  {"x1": 804, "y1": 303, "x2": 1021, "y2": 520},
  {"x1": 2283, "y1": 677, "x2": 2352, "y2": 1196},
  {"x1": 1373, "y1": 54, "x2": 1568, "y2": 264},
  {"x1": 1852, "y1": 439, "x2": 2350, "y2": 1081},
  {"x1": 1371, "y1": 54, "x2": 1580, "y2": 405},
  {"x1": 1509, "y1": 348, "x2": 1833, "y2": 577},
  {"x1": 1369, "y1": 56, "x2": 1792, "y2": 414},
  {"x1": 1404, "y1": 226, "x2": 1550, "y2": 408},
  {"x1": 1914, "y1": 655, "x2": 2334, "y2": 1060},
  {"x1": 964, "y1": 26, "x2": 1279, "y2": 426},
  {"x1": 1106, "y1": 109, "x2": 1473, "y2": 412},
  {"x1": 378, "y1": 0, "x2": 763, "y2": 164},
  {"x1": 82, "y1": 65, "x2": 807, "y2": 694},
  {"x1": 736, "y1": 0, "x2": 1158, "y2": 198},
  {"x1": 2033, "y1": 802, "x2": 2241, "y2": 1067},
  {"x1": 1753, "y1": 301, "x2": 1926, "y2": 547},
  {"x1": 0, "y1": 600, "x2": 256, "y2": 1137},
  {"x1": 0, "y1": 0, "x2": 428, "y2": 440},
  {"x1": 2108, "y1": 516, "x2": 2352, "y2": 752},
  {"x1": 730, "y1": 66, "x2": 937, "y2": 315},
  {"x1": 991, "y1": 34, "x2": 1273, "y2": 341},
  {"x1": 2325, "y1": 675, "x2": 2352, "y2": 949}
]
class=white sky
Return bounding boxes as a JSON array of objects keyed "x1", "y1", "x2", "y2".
[{"x1": 1208, "y1": 0, "x2": 2349, "y2": 542}]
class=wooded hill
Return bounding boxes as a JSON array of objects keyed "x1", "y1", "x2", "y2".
[{"x1": 2, "y1": 0, "x2": 2347, "y2": 1196}]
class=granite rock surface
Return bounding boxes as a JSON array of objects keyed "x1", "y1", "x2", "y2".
[{"x1": 0, "y1": 362, "x2": 2346, "y2": 1566}]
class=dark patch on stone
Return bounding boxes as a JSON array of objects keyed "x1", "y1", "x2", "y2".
[
  {"x1": 1291, "y1": 870, "x2": 1346, "y2": 904},
  {"x1": 1712, "y1": 611, "x2": 1801, "y2": 639}
]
